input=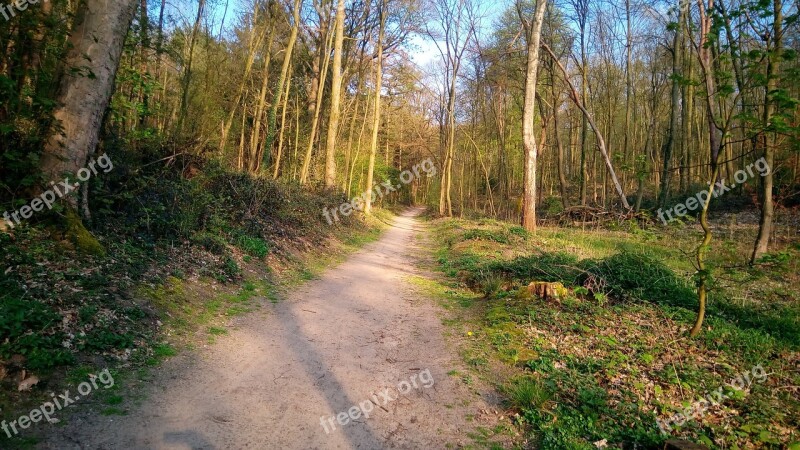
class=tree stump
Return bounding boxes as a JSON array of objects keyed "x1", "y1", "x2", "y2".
[
  {"x1": 664, "y1": 439, "x2": 709, "y2": 450},
  {"x1": 526, "y1": 281, "x2": 567, "y2": 301}
]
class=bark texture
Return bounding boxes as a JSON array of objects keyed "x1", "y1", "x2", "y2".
[
  {"x1": 42, "y1": 0, "x2": 138, "y2": 185},
  {"x1": 519, "y1": 0, "x2": 548, "y2": 232}
]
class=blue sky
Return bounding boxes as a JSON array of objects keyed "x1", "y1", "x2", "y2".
[
  {"x1": 409, "y1": 0, "x2": 512, "y2": 68},
  {"x1": 204, "y1": 0, "x2": 512, "y2": 67}
]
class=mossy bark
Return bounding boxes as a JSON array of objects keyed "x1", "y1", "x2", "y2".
[{"x1": 64, "y1": 208, "x2": 106, "y2": 257}]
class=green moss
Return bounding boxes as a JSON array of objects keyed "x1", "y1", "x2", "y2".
[
  {"x1": 140, "y1": 276, "x2": 186, "y2": 306},
  {"x1": 65, "y1": 208, "x2": 106, "y2": 256}
]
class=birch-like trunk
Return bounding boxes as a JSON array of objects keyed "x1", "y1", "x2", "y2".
[
  {"x1": 519, "y1": 0, "x2": 548, "y2": 232},
  {"x1": 324, "y1": 0, "x2": 346, "y2": 188},
  {"x1": 42, "y1": 0, "x2": 138, "y2": 186},
  {"x1": 364, "y1": 4, "x2": 385, "y2": 215}
]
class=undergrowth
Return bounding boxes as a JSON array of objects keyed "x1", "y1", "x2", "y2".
[
  {"x1": 427, "y1": 217, "x2": 800, "y2": 449},
  {"x1": 0, "y1": 148, "x2": 383, "y2": 447}
]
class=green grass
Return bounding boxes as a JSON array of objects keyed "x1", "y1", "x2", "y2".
[
  {"x1": 504, "y1": 377, "x2": 553, "y2": 412},
  {"x1": 424, "y1": 217, "x2": 800, "y2": 449},
  {"x1": 234, "y1": 234, "x2": 270, "y2": 258},
  {"x1": 153, "y1": 343, "x2": 177, "y2": 358}
]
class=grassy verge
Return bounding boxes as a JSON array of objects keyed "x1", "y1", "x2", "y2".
[{"x1": 420, "y1": 217, "x2": 799, "y2": 449}]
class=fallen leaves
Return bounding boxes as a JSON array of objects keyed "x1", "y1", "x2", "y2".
[{"x1": 18, "y1": 373, "x2": 40, "y2": 391}]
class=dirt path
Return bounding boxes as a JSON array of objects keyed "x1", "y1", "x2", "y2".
[{"x1": 39, "y1": 208, "x2": 500, "y2": 449}]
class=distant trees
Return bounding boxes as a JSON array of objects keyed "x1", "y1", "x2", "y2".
[
  {"x1": 1, "y1": 0, "x2": 797, "y2": 283},
  {"x1": 425, "y1": 0, "x2": 476, "y2": 217}
]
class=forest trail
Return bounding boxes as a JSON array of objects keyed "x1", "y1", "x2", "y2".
[{"x1": 39, "y1": 208, "x2": 499, "y2": 449}]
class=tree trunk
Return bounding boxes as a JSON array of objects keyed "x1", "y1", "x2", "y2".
[
  {"x1": 138, "y1": 0, "x2": 150, "y2": 128},
  {"x1": 519, "y1": 0, "x2": 548, "y2": 232},
  {"x1": 690, "y1": 0, "x2": 727, "y2": 337},
  {"x1": 364, "y1": 3, "x2": 385, "y2": 215},
  {"x1": 273, "y1": 65, "x2": 293, "y2": 179},
  {"x1": 249, "y1": 23, "x2": 277, "y2": 173},
  {"x1": 624, "y1": 0, "x2": 633, "y2": 192},
  {"x1": 660, "y1": 2, "x2": 684, "y2": 206},
  {"x1": 41, "y1": 0, "x2": 138, "y2": 184},
  {"x1": 578, "y1": 2, "x2": 589, "y2": 206},
  {"x1": 543, "y1": 43, "x2": 630, "y2": 209},
  {"x1": 751, "y1": 0, "x2": 781, "y2": 263},
  {"x1": 263, "y1": 0, "x2": 302, "y2": 168},
  {"x1": 324, "y1": 0, "x2": 346, "y2": 189},
  {"x1": 299, "y1": 17, "x2": 335, "y2": 185},
  {"x1": 220, "y1": 3, "x2": 267, "y2": 152},
  {"x1": 39, "y1": 0, "x2": 137, "y2": 254},
  {"x1": 177, "y1": 0, "x2": 206, "y2": 134}
]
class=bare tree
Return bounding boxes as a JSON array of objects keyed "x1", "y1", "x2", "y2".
[
  {"x1": 426, "y1": 0, "x2": 476, "y2": 217},
  {"x1": 567, "y1": 0, "x2": 590, "y2": 205},
  {"x1": 263, "y1": 0, "x2": 303, "y2": 170},
  {"x1": 364, "y1": 0, "x2": 387, "y2": 214},
  {"x1": 519, "y1": 0, "x2": 549, "y2": 232},
  {"x1": 543, "y1": 43, "x2": 631, "y2": 209},
  {"x1": 659, "y1": 0, "x2": 685, "y2": 207},
  {"x1": 324, "y1": 0, "x2": 347, "y2": 188},
  {"x1": 177, "y1": 0, "x2": 207, "y2": 134}
]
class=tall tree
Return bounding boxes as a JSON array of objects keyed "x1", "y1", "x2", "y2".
[
  {"x1": 568, "y1": 0, "x2": 590, "y2": 205},
  {"x1": 299, "y1": 2, "x2": 335, "y2": 184},
  {"x1": 427, "y1": 0, "x2": 475, "y2": 217},
  {"x1": 659, "y1": 0, "x2": 685, "y2": 207},
  {"x1": 263, "y1": 0, "x2": 302, "y2": 168},
  {"x1": 324, "y1": 0, "x2": 346, "y2": 188},
  {"x1": 543, "y1": 43, "x2": 630, "y2": 209},
  {"x1": 751, "y1": 0, "x2": 783, "y2": 263},
  {"x1": 519, "y1": 0, "x2": 548, "y2": 232},
  {"x1": 41, "y1": 0, "x2": 138, "y2": 194},
  {"x1": 219, "y1": 3, "x2": 268, "y2": 152},
  {"x1": 689, "y1": 0, "x2": 730, "y2": 337},
  {"x1": 177, "y1": 0, "x2": 206, "y2": 134},
  {"x1": 364, "y1": 0, "x2": 386, "y2": 215}
]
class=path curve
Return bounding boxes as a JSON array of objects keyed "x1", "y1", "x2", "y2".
[{"x1": 39, "y1": 208, "x2": 497, "y2": 449}]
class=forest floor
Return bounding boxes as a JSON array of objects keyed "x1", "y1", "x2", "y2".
[
  {"x1": 33, "y1": 207, "x2": 511, "y2": 449},
  {"x1": 411, "y1": 212, "x2": 799, "y2": 449}
]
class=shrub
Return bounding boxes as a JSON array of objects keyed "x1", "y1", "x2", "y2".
[
  {"x1": 487, "y1": 252, "x2": 583, "y2": 286},
  {"x1": 234, "y1": 233, "x2": 270, "y2": 258},
  {"x1": 476, "y1": 271, "x2": 503, "y2": 297},
  {"x1": 580, "y1": 251, "x2": 695, "y2": 308},
  {"x1": 191, "y1": 231, "x2": 228, "y2": 255},
  {"x1": 462, "y1": 229, "x2": 510, "y2": 244},
  {"x1": 509, "y1": 226, "x2": 530, "y2": 240},
  {"x1": 505, "y1": 377, "x2": 553, "y2": 413},
  {"x1": 542, "y1": 196, "x2": 564, "y2": 216}
]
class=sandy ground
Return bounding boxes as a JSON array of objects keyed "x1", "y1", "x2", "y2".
[{"x1": 37, "y1": 208, "x2": 501, "y2": 449}]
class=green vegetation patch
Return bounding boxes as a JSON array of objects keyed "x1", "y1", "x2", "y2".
[{"x1": 427, "y1": 217, "x2": 800, "y2": 449}]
